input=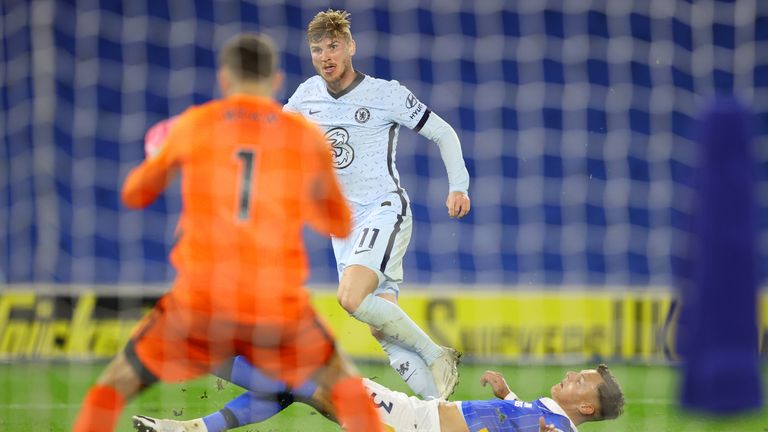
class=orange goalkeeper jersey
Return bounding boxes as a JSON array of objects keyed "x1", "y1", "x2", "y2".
[{"x1": 122, "y1": 95, "x2": 351, "y2": 321}]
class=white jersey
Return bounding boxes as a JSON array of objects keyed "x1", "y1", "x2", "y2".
[{"x1": 284, "y1": 72, "x2": 430, "y2": 206}]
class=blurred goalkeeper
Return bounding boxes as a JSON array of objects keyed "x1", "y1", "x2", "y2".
[
  {"x1": 285, "y1": 8, "x2": 471, "y2": 400},
  {"x1": 73, "y1": 33, "x2": 383, "y2": 432},
  {"x1": 133, "y1": 356, "x2": 624, "y2": 432}
]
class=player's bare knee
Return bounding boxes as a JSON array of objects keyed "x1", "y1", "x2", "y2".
[
  {"x1": 337, "y1": 268, "x2": 378, "y2": 313},
  {"x1": 337, "y1": 287, "x2": 364, "y2": 314},
  {"x1": 96, "y1": 351, "x2": 143, "y2": 399}
]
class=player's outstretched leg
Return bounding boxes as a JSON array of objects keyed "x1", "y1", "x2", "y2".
[
  {"x1": 132, "y1": 356, "x2": 320, "y2": 432},
  {"x1": 378, "y1": 338, "x2": 439, "y2": 398},
  {"x1": 359, "y1": 295, "x2": 460, "y2": 398},
  {"x1": 132, "y1": 387, "x2": 287, "y2": 432},
  {"x1": 132, "y1": 389, "x2": 288, "y2": 432},
  {"x1": 74, "y1": 351, "x2": 151, "y2": 432},
  {"x1": 339, "y1": 266, "x2": 461, "y2": 399},
  {"x1": 75, "y1": 384, "x2": 127, "y2": 432}
]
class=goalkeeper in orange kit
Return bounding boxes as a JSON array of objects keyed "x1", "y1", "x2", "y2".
[{"x1": 73, "y1": 33, "x2": 382, "y2": 432}]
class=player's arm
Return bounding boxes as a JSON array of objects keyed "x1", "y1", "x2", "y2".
[
  {"x1": 121, "y1": 117, "x2": 183, "y2": 208},
  {"x1": 143, "y1": 115, "x2": 179, "y2": 157},
  {"x1": 304, "y1": 128, "x2": 352, "y2": 237},
  {"x1": 416, "y1": 112, "x2": 471, "y2": 219},
  {"x1": 479, "y1": 370, "x2": 518, "y2": 400}
]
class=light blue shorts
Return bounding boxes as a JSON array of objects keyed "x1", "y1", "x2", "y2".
[{"x1": 332, "y1": 191, "x2": 412, "y2": 298}]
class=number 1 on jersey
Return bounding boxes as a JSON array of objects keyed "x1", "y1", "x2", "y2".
[{"x1": 236, "y1": 149, "x2": 256, "y2": 220}]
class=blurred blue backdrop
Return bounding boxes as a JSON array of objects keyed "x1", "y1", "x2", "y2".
[{"x1": 2, "y1": 0, "x2": 767, "y2": 286}]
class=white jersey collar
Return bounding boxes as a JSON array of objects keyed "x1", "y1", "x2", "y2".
[
  {"x1": 326, "y1": 71, "x2": 366, "y2": 99},
  {"x1": 539, "y1": 397, "x2": 579, "y2": 432}
]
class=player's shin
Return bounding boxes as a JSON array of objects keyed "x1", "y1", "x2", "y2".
[
  {"x1": 330, "y1": 376, "x2": 384, "y2": 432},
  {"x1": 379, "y1": 339, "x2": 440, "y2": 399},
  {"x1": 203, "y1": 392, "x2": 283, "y2": 432},
  {"x1": 353, "y1": 294, "x2": 444, "y2": 364},
  {"x1": 73, "y1": 385, "x2": 126, "y2": 432},
  {"x1": 204, "y1": 356, "x2": 316, "y2": 431}
]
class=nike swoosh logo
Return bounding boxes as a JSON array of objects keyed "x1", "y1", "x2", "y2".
[
  {"x1": 353, "y1": 249, "x2": 371, "y2": 255},
  {"x1": 309, "y1": 109, "x2": 321, "y2": 115}
]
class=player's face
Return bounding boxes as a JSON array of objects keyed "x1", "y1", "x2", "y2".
[
  {"x1": 550, "y1": 369, "x2": 602, "y2": 406},
  {"x1": 309, "y1": 37, "x2": 355, "y2": 89}
]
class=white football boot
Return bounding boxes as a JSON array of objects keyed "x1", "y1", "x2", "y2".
[
  {"x1": 132, "y1": 415, "x2": 208, "y2": 432},
  {"x1": 428, "y1": 346, "x2": 462, "y2": 399}
]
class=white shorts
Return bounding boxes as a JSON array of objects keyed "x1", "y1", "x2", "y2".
[
  {"x1": 332, "y1": 191, "x2": 412, "y2": 297},
  {"x1": 363, "y1": 378, "x2": 441, "y2": 432}
]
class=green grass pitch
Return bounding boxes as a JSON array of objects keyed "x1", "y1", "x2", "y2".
[{"x1": 1, "y1": 361, "x2": 766, "y2": 431}]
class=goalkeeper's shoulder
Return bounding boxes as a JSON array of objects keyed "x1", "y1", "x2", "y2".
[{"x1": 143, "y1": 105, "x2": 206, "y2": 158}]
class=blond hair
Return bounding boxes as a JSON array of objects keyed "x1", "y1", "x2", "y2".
[{"x1": 306, "y1": 9, "x2": 352, "y2": 43}]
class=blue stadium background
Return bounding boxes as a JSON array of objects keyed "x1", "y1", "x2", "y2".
[{"x1": 2, "y1": 0, "x2": 767, "y2": 287}]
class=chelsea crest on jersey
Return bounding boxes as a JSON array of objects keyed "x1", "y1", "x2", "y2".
[{"x1": 284, "y1": 72, "x2": 430, "y2": 206}]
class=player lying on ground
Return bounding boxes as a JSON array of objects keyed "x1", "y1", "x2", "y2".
[{"x1": 134, "y1": 356, "x2": 624, "y2": 432}]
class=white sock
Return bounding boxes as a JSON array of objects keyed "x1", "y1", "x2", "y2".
[
  {"x1": 353, "y1": 294, "x2": 444, "y2": 365},
  {"x1": 379, "y1": 339, "x2": 439, "y2": 399}
]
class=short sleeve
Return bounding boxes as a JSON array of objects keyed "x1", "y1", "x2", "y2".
[
  {"x1": 384, "y1": 81, "x2": 430, "y2": 131},
  {"x1": 503, "y1": 392, "x2": 520, "y2": 401}
]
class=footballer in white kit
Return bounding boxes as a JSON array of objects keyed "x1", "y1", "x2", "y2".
[
  {"x1": 282, "y1": 9, "x2": 471, "y2": 401},
  {"x1": 284, "y1": 71, "x2": 469, "y2": 297}
]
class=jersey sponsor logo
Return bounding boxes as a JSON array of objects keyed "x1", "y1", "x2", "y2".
[
  {"x1": 309, "y1": 108, "x2": 321, "y2": 115},
  {"x1": 324, "y1": 127, "x2": 354, "y2": 169},
  {"x1": 409, "y1": 102, "x2": 423, "y2": 120},
  {"x1": 353, "y1": 248, "x2": 372, "y2": 255},
  {"x1": 355, "y1": 107, "x2": 371, "y2": 123},
  {"x1": 405, "y1": 93, "x2": 418, "y2": 109}
]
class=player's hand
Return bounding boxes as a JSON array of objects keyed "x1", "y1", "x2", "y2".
[
  {"x1": 144, "y1": 116, "x2": 179, "y2": 158},
  {"x1": 539, "y1": 416, "x2": 560, "y2": 432},
  {"x1": 446, "y1": 191, "x2": 470, "y2": 219},
  {"x1": 479, "y1": 370, "x2": 512, "y2": 399}
]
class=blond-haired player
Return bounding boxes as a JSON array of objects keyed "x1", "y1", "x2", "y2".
[{"x1": 285, "y1": 9, "x2": 471, "y2": 400}]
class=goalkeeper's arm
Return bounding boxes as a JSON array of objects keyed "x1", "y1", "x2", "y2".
[{"x1": 121, "y1": 117, "x2": 181, "y2": 208}]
